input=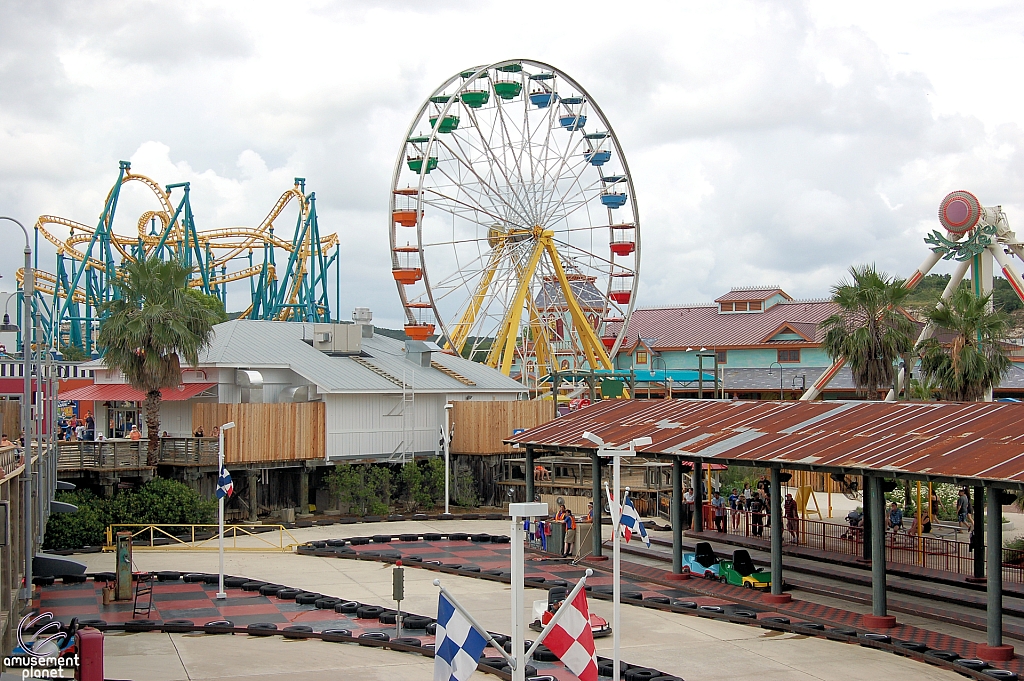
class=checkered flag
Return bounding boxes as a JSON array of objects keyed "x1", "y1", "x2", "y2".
[
  {"x1": 434, "y1": 591, "x2": 487, "y2": 681},
  {"x1": 540, "y1": 587, "x2": 598, "y2": 681}
]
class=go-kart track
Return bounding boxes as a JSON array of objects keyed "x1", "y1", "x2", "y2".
[{"x1": 29, "y1": 519, "x2": 1019, "y2": 681}]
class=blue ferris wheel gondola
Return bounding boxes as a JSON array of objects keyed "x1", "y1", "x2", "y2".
[
  {"x1": 560, "y1": 115, "x2": 587, "y2": 130},
  {"x1": 584, "y1": 150, "x2": 612, "y2": 166},
  {"x1": 601, "y1": 193, "x2": 628, "y2": 208}
]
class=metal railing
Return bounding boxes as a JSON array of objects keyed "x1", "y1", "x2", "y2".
[
  {"x1": 700, "y1": 504, "x2": 1024, "y2": 583},
  {"x1": 104, "y1": 523, "x2": 301, "y2": 552}
]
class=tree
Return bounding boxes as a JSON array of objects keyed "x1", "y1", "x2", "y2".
[
  {"x1": 917, "y1": 284, "x2": 1011, "y2": 401},
  {"x1": 819, "y1": 265, "x2": 916, "y2": 398},
  {"x1": 98, "y1": 256, "x2": 219, "y2": 465}
]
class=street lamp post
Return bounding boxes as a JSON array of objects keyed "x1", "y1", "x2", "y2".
[
  {"x1": 442, "y1": 403, "x2": 453, "y2": 515},
  {"x1": 0, "y1": 216, "x2": 33, "y2": 602},
  {"x1": 768, "y1": 361, "x2": 783, "y2": 400},
  {"x1": 584, "y1": 431, "x2": 652, "y2": 681},
  {"x1": 697, "y1": 350, "x2": 716, "y2": 399},
  {"x1": 216, "y1": 420, "x2": 236, "y2": 599}
]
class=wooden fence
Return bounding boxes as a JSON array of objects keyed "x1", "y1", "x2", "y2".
[
  {"x1": 58, "y1": 440, "x2": 149, "y2": 470},
  {"x1": 450, "y1": 401, "x2": 551, "y2": 455},
  {"x1": 191, "y1": 403, "x2": 325, "y2": 464},
  {"x1": 0, "y1": 401, "x2": 19, "y2": 439}
]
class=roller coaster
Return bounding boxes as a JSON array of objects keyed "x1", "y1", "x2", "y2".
[{"x1": 14, "y1": 160, "x2": 339, "y2": 355}]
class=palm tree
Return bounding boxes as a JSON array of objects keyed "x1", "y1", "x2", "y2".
[
  {"x1": 98, "y1": 256, "x2": 219, "y2": 465},
  {"x1": 819, "y1": 264, "x2": 916, "y2": 398},
  {"x1": 917, "y1": 284, "x2": 1010, "y2": 401}
]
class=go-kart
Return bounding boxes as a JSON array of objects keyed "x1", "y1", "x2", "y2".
[
  {"x1": 681, "y1": 541, "x2": 720, "y2": 578},
  {"x1": 718, "y1": 550, "x2": 771, "y2": 589},
  {"x1": 529, "y1": 589, "x2": 611, "y2": 638}
]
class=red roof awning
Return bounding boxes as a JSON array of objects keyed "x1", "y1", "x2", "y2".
[{"x1": 59, "y1": 383, "x2": 216, "y2": 402}]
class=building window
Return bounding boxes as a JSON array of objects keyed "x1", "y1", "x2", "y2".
[
  {"x1": 716, "y1": 350, "x2": 727, "y2": 364},
  {"x1": 636, "y1": 351, "x2": 648, "y2": 365},
  {"x1": 778, "y1": 348, "x2": 800, "y2": 363},
  {"x1": 720, "y1": 302, "x2": 734, "y2": 312},
  {"x1": 749, "y1": 301, "x2": 762, "y2": 311},
  {"x1": 734, "y1": 302, "x2": 747, "y2": 312}
]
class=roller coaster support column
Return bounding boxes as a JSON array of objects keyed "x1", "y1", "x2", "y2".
[
  {"x1": 592, "y1": 451, "x2": 602, "y2": 559},
  {"x1": 671, "y1": 458, "x2": 682, "y2": 575},
  {"x1": 973, "y1": 486, "x2": 985, "y2": 579},
  {"x1": 864, "y1": 475, "x2": 896, "y2": 628},
  {"x1": 764, "y1": 467, "x2": 790, "y2": 603},
  {"x1": 979, "y1": 484, "x2": 1014, "y2": 661}
]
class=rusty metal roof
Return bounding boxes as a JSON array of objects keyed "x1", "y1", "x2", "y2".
[{"x1": 507, "y1": 399, "x2": 1024, "y2": 488}]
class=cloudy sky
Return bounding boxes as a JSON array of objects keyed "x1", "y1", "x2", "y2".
[{"x1": 1, "y1": 1, "x2": 1023, "y2": 329}]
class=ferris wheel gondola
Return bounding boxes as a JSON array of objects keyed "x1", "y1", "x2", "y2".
[{"x1": 390, "y1": 59, "x2": 640, "y2": 387}]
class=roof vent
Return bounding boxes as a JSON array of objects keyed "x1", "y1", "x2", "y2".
[
  {"x1": 352, "y1": 307, "x2": 374, "y2": 339},
  {"x1": 405, "y1": 339, "x2": 441, "y2": 368}
]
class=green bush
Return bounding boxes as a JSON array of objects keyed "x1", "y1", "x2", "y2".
[
  {"x1": 325, "y1": 463, "x2": 390, "y2": 516},
  {"x1": 43, "y1": 478, "x2": 216, "y2": 550}
]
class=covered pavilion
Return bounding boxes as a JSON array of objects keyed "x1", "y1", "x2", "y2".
[{"x1": 507, "y1": 398, "x2": 1024, "y2": 662}]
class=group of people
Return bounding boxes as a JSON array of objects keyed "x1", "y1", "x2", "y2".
[
  {"x1": 683, "y1": 476, "x2": 802, "y2": 542},
  {"x1": 886, "y1": 487, "x2": 974, "y2": 537},
  {"x1": 59, "y1": 412, "x2": 96, "y2": 441}
]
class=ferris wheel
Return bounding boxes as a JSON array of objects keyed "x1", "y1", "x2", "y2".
[{"x1": 390, "y1": 59, "x2": 640, "y2": 385}]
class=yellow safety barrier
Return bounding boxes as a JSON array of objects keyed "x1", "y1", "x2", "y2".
[{"x1": 103, "y1": 524, "x2": 302, "y2": 552}]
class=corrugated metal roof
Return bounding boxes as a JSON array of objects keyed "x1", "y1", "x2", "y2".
[
  {"x1": 612, "y1": 300, "x2": 839, "y2": 349},
  {"x1": 200, "y1": 320, "x2": 526, "y2": 395},
  {"x1": 507, "y1": 398, "x2": 1024, "y2": 487}
]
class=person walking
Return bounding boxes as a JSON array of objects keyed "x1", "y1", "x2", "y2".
[
  {"x1": 711, "y1": 490, "x2": 726, "y2": 532},
  {"x1": 784, "y1": 493, "x2": 799, "y2": 542},
  {"x1": 957, "y1": 488, "x2": 974, "y2": 533},
  {"x1": 749, "y1": 491, "x2": 765, "y2": 537}
]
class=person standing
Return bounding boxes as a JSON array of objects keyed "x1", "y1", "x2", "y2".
[
  {"x1": 742, "y1": 482, "x2": 753, "y2": 510},
  {"x1": 729, "y1": 488, "x2": 741, "y2": 530},
  {"x1": 555, "y1": 502, "x2": 576, "y2": 557},
  {"x1": 784, "y1": 493, "x2": 799, "y2": 542},
  {"x1": 84, "y1": 411, "x2": 95, "y2": 441},
  {"x1": 749, "y1": 491, "x2": 765, "y2": 537},
  {"x1": 129, "y1": 425, "x2": 142, "y2": 441},
  {"x1": 711, "y1": 490, "x2": 726, "y2": 532},
  {"x1": 683, "y1": 486, "x2": 694, "y2": 529}
]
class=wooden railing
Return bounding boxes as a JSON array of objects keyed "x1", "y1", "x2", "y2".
[
  {"x1": 58, "y1": 440, "x2": 148, "y2": 470},
  {"x1": 157, "y1": 437, "x2": 219, "y2": 466}
]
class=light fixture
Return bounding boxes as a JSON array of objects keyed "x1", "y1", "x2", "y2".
[
  {"x1": 631, "y1": 436, "x2": 653, "y2": 447},
  {"x1": 0, "y1": 314, "x2": 17, "y2": 333},
  {"x1": 582, "y1": 431, "x2": 605, "y2": 446}
]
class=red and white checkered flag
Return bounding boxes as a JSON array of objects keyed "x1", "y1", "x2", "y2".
[{"x1": 541, "y1": 588, "x2": 598, "y2": 681}]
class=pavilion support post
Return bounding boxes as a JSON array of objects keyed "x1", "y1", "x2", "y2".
[
  {"x1": 692, "y1": 460, "x2": 703, "y2": 532},
  {"x1": 862, "y1": 478, "x2": 872, "y2": 562},
  {"x1": 978, "y1": 484, "x2": 1014, "y2": 661},
  {"x1": 247, "y1": 470, "x2": 258, "y2": 523},
  {"x1": 863, "y1": 475, "x2": 896, "y2": 628},
  {"x1": 765, "y1": 466, "x2": 790, "y2": 603},
  {"x1": 591, "y1": 451, "x2": 602, "y2": 558},
  {"x1": 669, "y1": 458, "x2": 683, "y2": 577},
  {"x1": 974, "y1": 486, "x2": 985, "y2": 579},
  {"x1": 298, "y1": 467, "x2": 309, "y2": 516},
  {"x1": 525, "y1": 448, "x2": 535, "y2": 504}
]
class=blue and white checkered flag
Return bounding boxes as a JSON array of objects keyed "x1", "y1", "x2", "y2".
[
  {"x1": 434, "y1": 591, "x2": 487, "y2": 681},
  {"x1": 216, "y1": 467, "x2": 233, "y2": 499}
]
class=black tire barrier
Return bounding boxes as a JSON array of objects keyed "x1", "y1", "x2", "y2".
[
  {"x1": 124, "y1": 619, "x2": 161, "y2": 632},
  {"x1": 357, "y1": 605, "x2": 386, "y2": 619},
  {"x1": 247, "y1": 623, "x2": 279, "y2": 636},
  {"x1": 490, "y1": 535, "x2": 510, "y2": 544},
  {"x1": 526, "y1": 576, "x2": 546, "y2": 584},
  {"x1": 92, "y1": 571, "x2": 116, "y2": 582},
  {"x1": 61, "y1": 574, "x2": 88, "y2": 584},
  {"x1": 760, "y1": 617, "x2": 790, "y2": 629},
  {"x1": 276, "y1": 589, "x2": 302, "y2": 600},
  {"x1": 371, "y1": 535, "x2": 393, "y2": 544},
  {"x1": 625, "y1": 669, "x2": 663, "y2": 681},
  {"x1": 259, "y1": 584, "x2": 285, "y2": 596},
  {"x1": 984, "y1": 670, "x2": 1019, "y2": 680},
  {"x1": 860, "y1": 633, "x2": 891, "y2": 644},
  {"x1": 312, "y1": 541, "x2": 328, "y2": 549},
  {"x1": 316, "y1": 520, "x2": 335, "y2": 527},
  {"x1": 315, "y1": 598, "x2": 340, "y2": 609},
  {"x1": 598, "y1": 661, "x2": 629, "y2": 677},
  {"x1": 242, "y1": 581, "x2": 267, "y2": 592},
  {"x1": 731, "y1": 610, "x2": 758, "y2": 619},
  {"x1": 296, "y1": 520, "x2": 313, "y2": 528},
  {"x1": 796, "y1": 623, "x2": 825, "y2": 631},
  {"x1": 223, "y1": 576, "x2": 249, "y2": 588},
  {"x1": 402, "y1": 616, "x2": 433, "y2": 630},
  {"x1": 321, "y1": 629, "x2": 353, "y2": 642},
  {"x1": 643, "y1": 596, "x2": 671, "y2": 605},
  {"x1": 423, "y1": 533, "x2": 444, "y2": 541},
  {"x1": 388, "y1": 515, "x2": 405, "y2": 522},
  {"x1": 314, "y1": 548, "x2": 338, "y2": 557},
  {"x1": 547, "y1": 579, "x2": 569, "y2": 588},
  {"x1": 439, "y1": 514, "x2": 455, "y2": 520},
  {"x1": 924, "y1": 650, "x2": 961, "y2": 662},
  {"x1": 894, "y1": 641, "x2": 929, "y2": 654},
  {"x1": 32, "y1": 576, "x2": 55, "y2": 586},
  {"x1": 698, "y1": 605, "x2": 723, "y2": 613},
  {"x1": 650, "y1": 676, "x2": 684, "y2": 681},
  {"x1": 488, "y1": 632, "x2": 510, "y2": 646},
  {"x1": 486, "y1": 513, "x2": 504, "y2": 520},
  {"x1": 360, "y1": 632, "x2": 390, "y2": 642},
  {"x1": 162, "y1": 619, "x2": 195, "y2": 633},
  {"x1": 336, "y1": 601, "x2": 361, "y2": 614},
  {"x1": 326, "y1": 539, "x2": 347, "y2": 547},
  {"x1": 956, "y1": 659, "x2": 991, "y2": 672},
  {"x1": 426, "y1": 622, "x2": 437, "y2": 635},
  {"x1": 79, "y1": 619, "x2": 107, "y2": 628},
  {"x1": 592, "y1": 585, "x2": 614, "y2": 595},
  {"x1": 533, "y1": 645, "x2": 558, "y2": 662},
  {"x1": 471, "y1": 533, "x2": 491, "y2": 542},
  {"x1": 405, "y1": 555, "x2": 423, "y2": 562},
  {"x1": 393, "y1": 637, "x2": 422, "y2": 647},
  {"x1": 295, "y1": 592, "x2": 322, "y2": 605},
  {"x1": 203, "y1": 620, "x2": 235, "y2": 634},
  {"x1": 156, "y1": 571, "x2": 181, "y2": 582},
  {"x1": 297, "y1": 545, "x2": 317, "y2": 556},
  {"x1": 202, "y1": 574, "x2": 220, "y2": 585},
  {"x1": 336, "y1": 547, "x2": 356, "y2": 555},
  {"x1": 484, "y1": 569, "x2": 507, "y2": 577},
  {"x1": 621, "y1": 591, "x2": 643, "y2": 600},
  {"x1": 501, "y1": 665, "x2": 536, "y2": 677},
  {"x1": 349, "y1": 537, "x2": 371, "y2": 546},
  {"x1": 80, "y1": 546, "x2": 103, "y2": 553},
  {"x1": 282, "y1": 625, "x2": 314, "y2": 639},
  {"x1": 461, "y1": 566, "x2": 481, "y2": 573},
  {"x1": 462, "y1": 514, "x2": 480, "y2": 520},
  {"x1": 448, "y1": 532, "x2": 470, "y2": 541},
  {"x1": 413, "y1": 514, "x2": 430, "y2": 521},
  {"x1": 379, "y1": 610, "x2": 400, "y2": 624},
  {"x1": 338, "y1": 517, "x2": 357, "y2": 525},
  {"x1": 444, "y1": 564, "x2": 463, "y2": 570},
  {"x1": 363, "y1": 516, "x2": 382, "y2": 523},
  {"x1": 399, "y1": 534, "x2": 420, "y2": 542},
  {"x1": 503, "y1": 639, "x2": 534, "y2": 654},
  {"x1": 527, "y1": 676, "x2": 556, "y2": 681},
  {"x1": 672, "y1": 600, "x2": 698, "y2": 609},
  {"x1": 826, "y1": 628, "x2": 857, "y2": 638}
]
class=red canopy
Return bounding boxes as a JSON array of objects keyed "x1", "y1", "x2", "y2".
[{"x1": 59, "y1": 382, "x2": 215, "y2": 402}]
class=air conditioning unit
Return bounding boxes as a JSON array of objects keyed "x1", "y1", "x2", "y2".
[{"x1": 312, "y1": 323, "x2": 362, "y2": 354}]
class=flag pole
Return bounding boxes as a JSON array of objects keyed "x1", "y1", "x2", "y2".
[
  {"x1": 525, "y1": 569, "x2": 592, "y2": 659},
  {"x1": 216, "y1": 421, "x2": 235, "y2": 600},
  {"x1": 433, "y1": 579, "x2": 516, "y2": 667},
  {"x1": 510, "y1": 501, "x2": 547, "y2": 681}
]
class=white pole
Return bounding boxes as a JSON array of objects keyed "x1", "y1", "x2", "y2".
[
  {"x1": 443, "y1": 404, "x2": 451, "y2": 515},
  {"x1": 216, "y1": 421, "x2": 235, "y2": 600},
  {"x1": 613, "y1": 447, "x2": 622, "y2": 681},
  {"x1": 509, "y1": 502, "x2": 546, "y2": 681}
]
